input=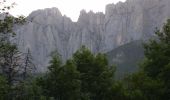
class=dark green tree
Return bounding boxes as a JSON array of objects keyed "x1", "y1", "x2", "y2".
[
  {"x1": 38, "y1": 54, "x2": 81, "y2": 100},
  {"x1": 22, "y1": 49, "x2": 36, "y2": 80},
  {"x1": 0, "y1": 12, "x2": 26, "y2": 86},
  {"x1": 0, "y1": 1, "x2": 35, "y2": 99},
  {"x1": 142, "y1": 19, "x2": 170, "y2": 99},
  {"x1": 12, "y1": 79, "x2": 48, "y2": 100},
  {"x1": 0, "y1": 75, "x2": 9, "y2": 100},
  {"x1": 73, "y1": 46, "x2": 116, "y2": 100},
  {"x1": 124, "y1": 72, "x2": 164, "y2": 100},
  {"x1": 123, "y1": 19, "x2": 170, "y2": 100}
]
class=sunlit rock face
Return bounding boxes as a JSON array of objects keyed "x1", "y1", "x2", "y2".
[{"x1": 15, "y1": 0, "x2": 170, "y2": 72}]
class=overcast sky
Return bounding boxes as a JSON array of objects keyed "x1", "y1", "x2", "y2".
[{"x1": 9, "y1": 0, "x2": 126, "y2": 21}]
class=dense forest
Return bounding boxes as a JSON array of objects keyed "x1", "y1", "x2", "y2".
[{"x1": 0, "y1": 1, "x2": 170, "y2": 100}]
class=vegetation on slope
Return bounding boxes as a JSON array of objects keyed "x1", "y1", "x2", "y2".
[{"x1": 106, "y1": 40, "x2": 144, "y2": 78}]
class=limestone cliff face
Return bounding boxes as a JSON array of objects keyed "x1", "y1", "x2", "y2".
[
  {"x1": 104, "y1": 0, "x2": 170, "y2": 51},
  {"x1": 15, "y1": 0, "x2": 170, "y2": 71}
]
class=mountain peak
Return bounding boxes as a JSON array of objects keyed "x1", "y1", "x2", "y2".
[
  {"x1": 28, "y1": 7, "x2": 62, "y2": 18},
  {"x1": 27, "y1": 7, "x2": 63, "y2": 25}
]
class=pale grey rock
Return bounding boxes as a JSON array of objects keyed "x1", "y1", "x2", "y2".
[
  {"x1": 15, "y1": 0, "x2": 170, "y2": 72},
  {"x1": 103, "y1": 0, "x2": 170, "y2": 51}
]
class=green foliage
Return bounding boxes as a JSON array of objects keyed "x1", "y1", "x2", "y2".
[
  {"x1": 124, "y1": 72, "x2": 164, "y2": 100},
  {"x1": 0, "y1": 1, "x2": 33, "y2": 99},
  {"x1": 12, "y1": 80, "x2": 48, "y2": 100},
  {"x1": 73, "y1": 46, "x2": 116, "y2": 100},
  {"x1": 0, "y1": 75, "x2": 9, "y2": 100},
  {"x1": 123, "y1": 19, "x2": 170, "y2": 100},
  {"x1": 141, "y1": 19, "x2": 170, "y2": 99},
  {"x1": 0, "y1": 6, "x2": 27, "y2": 86},
  {"x1": 36, "y1": 46, "x2": 124, "y2": 100},
  {"x1": 37, "y1": 54, "x2": 81, "y2": 100},
  {"x1": 0, "y1": 42, "x2": 21, "y2": 85},
  {"x1": 143, "y1": 19, "x2": 170, "y2": 78}
]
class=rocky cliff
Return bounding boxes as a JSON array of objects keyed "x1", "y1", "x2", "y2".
[{"x1": 15, "y1": 0, "x2": 170, "y2": 72}]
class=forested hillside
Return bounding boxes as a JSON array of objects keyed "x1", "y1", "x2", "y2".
[{"x1": 106, "y1": 40, "x2": 144, "y2": 78}]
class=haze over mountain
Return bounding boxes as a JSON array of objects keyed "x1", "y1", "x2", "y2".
[{"x1": 15, "y1": 0, "x2": 170, "y2": 72}]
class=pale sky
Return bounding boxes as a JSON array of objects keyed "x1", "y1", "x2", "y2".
[{"x1": 8, "y1": 0, "x2": 126, "y2": 21}]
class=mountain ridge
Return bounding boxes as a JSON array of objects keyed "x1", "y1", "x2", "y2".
[{"x1": 15, "y1": 0, "x2": 170, "y2": 71}]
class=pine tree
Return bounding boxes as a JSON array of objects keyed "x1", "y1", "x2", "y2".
[
  {"x1": 38, "y1": 53, "x2": 81, "y2": 100},
  {"x1": 73, "y1": 46, "x2": 116, "y2": 100},
  {"x1": 124, "y1": 19, "x2": 170, "y2": 100},
  {"x1": 142, "y1": 19, "x2": 170, "y2": 99}
]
